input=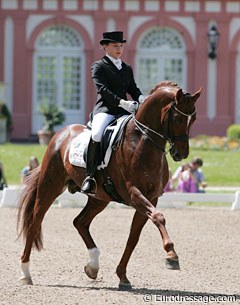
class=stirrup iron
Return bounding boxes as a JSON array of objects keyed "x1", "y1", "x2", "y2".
[{"x1": 81, "y1": 176, "x2": 97, "y2": 194}]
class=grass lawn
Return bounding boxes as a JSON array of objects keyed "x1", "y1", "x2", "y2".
[
  {"x1": 0, "y1": 143, "x2": 47, "y2": 185},
  {"x1": 0, "y1": 142, "x2": 239, "y2": 186},
  {"x1": 167, "y1": 148, "x2": 240, "y2": 187}
]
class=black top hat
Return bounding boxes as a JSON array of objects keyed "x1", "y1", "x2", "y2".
[{"x1": 100, "y1": 31, "x2": 127, "y2": 45}]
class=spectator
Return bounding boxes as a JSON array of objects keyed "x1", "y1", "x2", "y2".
[
  {"x1": 21, "y1": 156, "x2": 39, "y2": 184},
  {"x1": 171, "y1": 157, "x2": 207, "y2": 193},
  {"x1": 188, "y1": 157, "x2": 207, "y2": 192},
  {"x1": 0, "y1": 161, "x2": 8, "y2": 190},
  {"x1": 177, "y1": 165, "x2": 198, "y2": 193},
  {"x1": 171, "y1": 163, "x2": 190, "y2": 188},
  {"x1": 164, "y1": 170, "x2": 174, "y2": 192}
]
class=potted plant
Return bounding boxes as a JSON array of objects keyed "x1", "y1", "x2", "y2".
[
  {"x1": 0, "y1": 103, "x2": 12, "y2": 143},
  {"x1": 37, "y1": 102, "x2": 66, "y2": 145}
]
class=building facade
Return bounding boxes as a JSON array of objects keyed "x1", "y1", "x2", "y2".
[{"x1": 1, "y1": 0, "x2": 240, "y2": 139}]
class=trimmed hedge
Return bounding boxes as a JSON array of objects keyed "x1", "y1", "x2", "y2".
[{"x1": 227, "y1": 124, "x2": 240, "y2": 140}]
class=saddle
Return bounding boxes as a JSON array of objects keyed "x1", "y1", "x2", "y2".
[{"x1": 69, "y1": 115, "x2": 131, "y2": 170}]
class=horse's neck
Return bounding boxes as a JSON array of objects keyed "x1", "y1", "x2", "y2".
[
  {"x1": 135, "y1": 91, "x2": 174, "y2": 131},
  {"x1": 123, "y1": 106, "x2": 167, "y2": 156},
  {"x1": 120, "y1": 89, "x2": 176, "y2": 159},
  {"x1": 120, "y1": 119, "x2": 165, "y2": 176}
]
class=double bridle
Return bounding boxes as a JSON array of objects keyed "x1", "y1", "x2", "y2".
[{"x1": 133, "y1": 100, "x2": 196, "y2": 151}]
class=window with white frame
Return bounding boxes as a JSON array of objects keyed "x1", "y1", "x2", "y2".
[
  {"x1": 136, "y1": 27, "x2": 186, "y2": 95},
  {"x1": 33, "y1": 25, "x2": 85, "y2": 133}
]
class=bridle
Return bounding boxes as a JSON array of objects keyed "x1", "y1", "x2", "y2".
[
  {"x1": 133, "y1": 99, "x2": 196, "y2": 151},
  {"x1": 165, "y1": 100, "x2": 196, "y2": 145}
]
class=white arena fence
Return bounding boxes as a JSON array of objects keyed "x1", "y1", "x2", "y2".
[{"x1": 0, "y1": 186, "x2": 240, "y2": 210}]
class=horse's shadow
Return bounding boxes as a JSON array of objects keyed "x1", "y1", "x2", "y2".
[{"x1": 44, "y1": 283, "x2": 240, "y2": 300}]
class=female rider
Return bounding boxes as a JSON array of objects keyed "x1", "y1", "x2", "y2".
[{"x1": 81, "y1": 31, "x2": 145, "y2": 194}]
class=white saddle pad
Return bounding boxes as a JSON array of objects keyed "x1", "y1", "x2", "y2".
[
  {"x1": 69, "y1": 128, "x2": 91, "y2": 168},
  {"x1": 69, "y1": 115, "x2": 128, "y2": 169}
]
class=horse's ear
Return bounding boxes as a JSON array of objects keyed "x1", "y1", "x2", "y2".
[
  {"x1": 191, "y1": 87, "x2": 202, "y2": 103},
  {"x1": 176, "y1": 89, "x2": 183, "y2": 104}
]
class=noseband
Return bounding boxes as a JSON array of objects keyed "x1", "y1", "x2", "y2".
[{"x1": 133, "y1": 100, "x2": 196, "y2": 151}]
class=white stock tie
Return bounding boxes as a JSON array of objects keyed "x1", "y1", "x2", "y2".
[{"x1": 114, "y1": 59, "x2": 122, "y2": 70}]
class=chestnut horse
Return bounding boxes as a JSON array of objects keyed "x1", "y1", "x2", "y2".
[{"x1": 17, "y1": 81, "x2": 201, "y2": 289}]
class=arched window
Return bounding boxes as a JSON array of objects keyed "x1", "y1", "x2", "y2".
[
  {"x1": 37, "y1": 25, "x2": 82, "y2": 47},
  {"x1": 32, "y1": 25, "x2": 85, "y2": 133},
  {"x1": 136, "y1": 27, "x2": 186, "y2": 94}
]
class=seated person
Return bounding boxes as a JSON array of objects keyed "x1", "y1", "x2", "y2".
[
  {"x1": 171, "y1": 162, "x2": 190, "y2": 190},
  {"x1": 0, "y1": 161, "x2": 8, "y2": 190},
  {"x1": 172, "y1": 157, "x2": 207, "y2": 193},
  {"x1": 164, "y1": 170, "x2": 174, "y2": 192},
  {"x1": 188, "y1": 157, "x2": 207, "y2": 193},
  {"x1": 177, "y1": 165, "x2": 198, "y2": 193},
  {"x1": 21, "y1": 156, "x2": 39, "y2": 184}
]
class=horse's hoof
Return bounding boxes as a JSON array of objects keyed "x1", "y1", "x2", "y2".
[
  {"x1": 165, "y1": 257, "x2": 180, "y2": 270},
  {"x1": 19, "y1": 277, "x2": 33, "y2": 285},
  {"x1": 84, "y1": 264, "x2": 99, "y2": 280},
  {"x1": 118, "y1": 281, "x2": 132, "y2": 291}
]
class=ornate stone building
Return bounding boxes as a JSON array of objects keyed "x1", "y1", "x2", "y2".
[{"x1": 1, "y1": 0, "x2": 240, "y2": 139}]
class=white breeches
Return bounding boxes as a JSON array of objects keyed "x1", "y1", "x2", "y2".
[{"x1": 91, "y1": 113, "x2": 115, "y2": 142}]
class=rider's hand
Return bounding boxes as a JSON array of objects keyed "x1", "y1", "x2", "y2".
[
  {"x1": 138, "y1": 95, "x2": 149, "y2": 104},
  {"x1": 119, "y1": 99, "x2": 138, "y2": 114}
]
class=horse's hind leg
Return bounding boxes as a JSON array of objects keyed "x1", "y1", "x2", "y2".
[
  {"x1": 73, "y1": 196, "x2": 109, "y2": 280},
  {"x1": 20, "y1": 176, "x2": 65, "y2": 285},
  {"x1": 116, "y1": 211, "x2": 148, "y2": 290}
]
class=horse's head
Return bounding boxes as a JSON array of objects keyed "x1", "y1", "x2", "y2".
[
  {"x1": 161, "y1": 86, "x2": 202, "y2": 161},
  {"x1": 135, "y1": 81, "x2": 202, "y2": 161}
]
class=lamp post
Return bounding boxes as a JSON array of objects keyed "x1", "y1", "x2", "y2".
[{"x1": 207, "y1": 25, "x2": 220, "y2": 59}]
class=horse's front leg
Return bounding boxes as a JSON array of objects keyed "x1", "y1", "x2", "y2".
[
  {"x1": 130, "y1": 186, "x2": 179, "y2": 269},
  {"x1": 116, "y1": 211, "x2": 148, "y2": 290}
]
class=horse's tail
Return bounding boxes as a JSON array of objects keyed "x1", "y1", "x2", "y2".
[{"x1": 17, "y1": 166, "x2": 43, "y2": 251}]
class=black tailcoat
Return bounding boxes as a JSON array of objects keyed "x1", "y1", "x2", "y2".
[{"x1": 91, "y1": 56, "x2": 142, "y2": 116}]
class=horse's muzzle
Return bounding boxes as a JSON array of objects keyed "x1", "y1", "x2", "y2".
[{"x1": 170, "y1": 146, "x2": 186, "y2": 162}]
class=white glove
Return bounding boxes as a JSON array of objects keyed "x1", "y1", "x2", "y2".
[
  {"x1": 119, "y1": 99, "x2": 138, "y2": 113},
  {"x1": 138, "y1": 95, "x2": 149, "y2": 104}
]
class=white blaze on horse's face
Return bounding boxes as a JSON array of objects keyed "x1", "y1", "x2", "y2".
[
  {"x1": 173, "y1": 105, "x2": 196, "y2": 129},
  {"x1": 187, "y1": 115, "x2": 192, "y2": 128},
  {"x1": 167, "y1": 87, "x2": 202, "y2": 161},
  {"x1": 175, "y1": 87, "x2": 202, "y2": 129}
]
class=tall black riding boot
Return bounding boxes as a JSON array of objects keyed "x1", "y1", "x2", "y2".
[{"x1": 81, "y1": 139, "x2": 100, "y2": 194}]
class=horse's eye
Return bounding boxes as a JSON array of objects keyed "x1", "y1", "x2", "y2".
[{"x1": 174, "y1": 116, "x2": 182, "y2": 125}]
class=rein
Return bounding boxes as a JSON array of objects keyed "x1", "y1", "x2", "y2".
[
  {"x1": 133, "y1": 116, "x2": 166, "y2": 152},
  {"x1": 133, "y1": 100, "x2": 196, "y2": 151}
]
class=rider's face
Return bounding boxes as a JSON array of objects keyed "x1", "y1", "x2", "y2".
[{"x1": 103, "y1": 42, "x2": 125, "y2": 59}]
